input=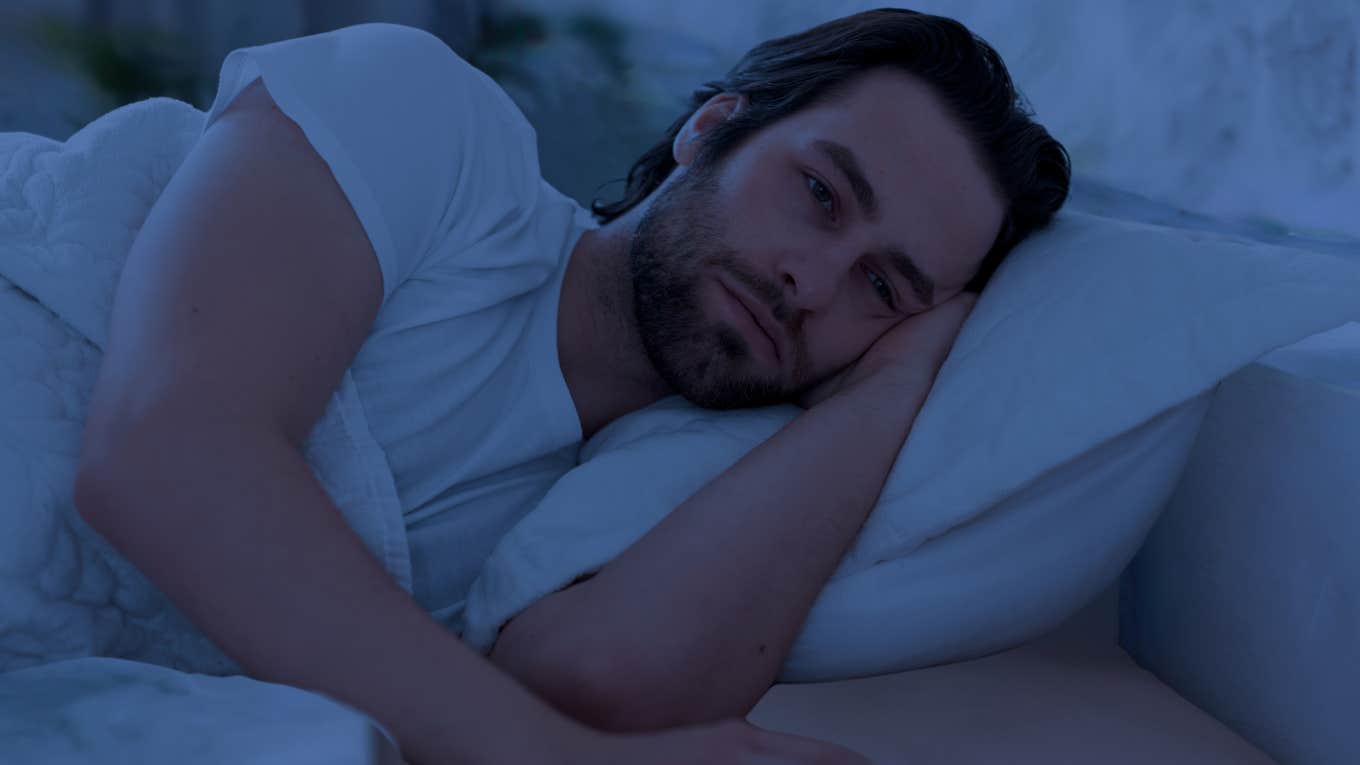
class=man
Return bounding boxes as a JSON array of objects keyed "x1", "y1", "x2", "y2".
[{"x1": 73, "y1": 7, "x2": 1068, "y2": 764}]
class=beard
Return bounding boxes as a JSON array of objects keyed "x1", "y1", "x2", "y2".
[{"x1": 628, "y1": 157, "x2": 808, "y2": 410}]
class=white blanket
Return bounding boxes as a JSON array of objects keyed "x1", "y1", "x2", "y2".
[
  {"x1": 0, "y1": 657, "x2": 389, "y2": 764},
  {"x1": 0, "y1": 98, "x2": 411, "y2": 675}
]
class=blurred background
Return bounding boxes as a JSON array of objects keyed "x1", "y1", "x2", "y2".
[{"x1": 2, "y1": 0, "x2": 1356, "y2": 243}]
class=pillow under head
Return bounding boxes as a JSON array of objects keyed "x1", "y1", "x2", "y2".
[{"x1": 462, "y1": 211, "x2": 1360, "y2": 680}]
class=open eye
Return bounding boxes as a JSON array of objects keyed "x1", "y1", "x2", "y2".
[
  {"x1": 803, "y1": 172, "x2": 897, "y2": 313},
  {"x1": 864, "y1": 267, "x2": 896, "y2": 310},
  {"x1": 804, "y1": 174, "x2": 835, "y2": 217}
]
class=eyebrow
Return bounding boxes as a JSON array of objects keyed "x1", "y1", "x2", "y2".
[
  {"x1": 814, "y1": 139, "x2": 879, "y2": 222},
  {"x1": 813, "y1": 138, "x2": 936, "y2": 307}
]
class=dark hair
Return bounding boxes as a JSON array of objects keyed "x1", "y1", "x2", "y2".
[{"x1": 591, "y1": 8, "x2": 1071, "y2": 293}]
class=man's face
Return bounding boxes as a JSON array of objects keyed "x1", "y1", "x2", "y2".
[{"x1": 629, "y1": 67, "x2": 1006, "y2": 410}]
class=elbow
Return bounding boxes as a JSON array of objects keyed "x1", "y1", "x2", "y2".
[
  {"x1": 72, "y1": 462, "x2": 121, "y2": 528},
  {"x1": 71, "y1": 419, "x2": 150, "y2": 528},
  {"x1": 490, "y1": 623, "x2": 695, "y2": 732},
  {"x1": 488, "y1": 620, "x2": 625, "y2": 729},
  {"x1": 72, "y1": 431, "x2": 182, "y2": 537},
  {"x1": 579, "y1": 664, "x2": 753, "y2": 732},
  {"x1": 72, "y1": 436, "x2": 150, "y2": 532},
  {"x1": 565, "y1": 658, "x2": 768, "y2": 731},
  {"x1": 71, "y1": 464, "x2": 146, "y2": 554},
  {"x1": 582, "y1": 668, "x2": 693, "y2": 733}
]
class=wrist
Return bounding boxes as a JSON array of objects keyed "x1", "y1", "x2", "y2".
[
  {"x1": 812, "y1": 379, "x2": 927, "y2": 454},
  {"x1": 837, "y1": 369, "x2": 934, "y2": 417}
]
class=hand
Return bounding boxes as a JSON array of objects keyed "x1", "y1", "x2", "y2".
[
  {"x1": 583, "y1": 717, "x2": 873, "y2": 765},
  {"x1": 796, "y1": 291, "x2": 978, "y2": 410}
]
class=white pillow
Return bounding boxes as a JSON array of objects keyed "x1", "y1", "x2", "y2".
[{"x1": 462, "y1": 211, "x2": 1360, "y2": 680}]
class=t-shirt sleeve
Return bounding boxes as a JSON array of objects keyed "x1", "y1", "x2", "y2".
[{"x1": 200, "y1": 22, "x2": 541, "y2": 308}]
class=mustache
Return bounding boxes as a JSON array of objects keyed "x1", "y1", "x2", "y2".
[{"x1": 711, "y1": 248, "x2": 792, "y2": 329}]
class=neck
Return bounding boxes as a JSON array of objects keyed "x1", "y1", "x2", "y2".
[{"x1": 558, "y1": 210, "x2": 673, "y2": 441}]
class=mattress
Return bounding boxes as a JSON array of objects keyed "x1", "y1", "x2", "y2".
[{"x1": 1120, "y1": 321, "x2": 1360, "y2": 765}]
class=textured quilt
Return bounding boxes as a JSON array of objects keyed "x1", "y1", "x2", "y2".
[{"x1": 0, "y1": 97, "x2": 410, "y2": 676}]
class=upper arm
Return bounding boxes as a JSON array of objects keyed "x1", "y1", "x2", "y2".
[
  {"x1": 77, "y1": 78, "x2": 382, "y2": 481},
  {"x1": 197, "y1": 23, "x2": 542, "y2": 306}
]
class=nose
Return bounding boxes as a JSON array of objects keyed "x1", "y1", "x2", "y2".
[{"x1": 776, "y1": 244, "x2": 859, "y2": 315}]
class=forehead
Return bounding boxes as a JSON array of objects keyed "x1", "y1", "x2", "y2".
[{"x1": 754, "y1": 68, "x2": 1005, "y2": 297}]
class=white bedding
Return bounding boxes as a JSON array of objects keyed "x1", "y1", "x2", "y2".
[
  {"x1": 0, "y1": 657, "x2": 387, "y2": 764},
  {"x1": 0, "y1": 97, "x2": 410, "y2": 751},
  {"x1": 462, "y1": 211, "x2": 1360, "y2": 681},
  {"x1": 5, "y1": 88, "x2": 1358, "y2": 758}
]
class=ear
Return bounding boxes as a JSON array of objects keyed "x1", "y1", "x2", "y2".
[{"x1": 672, "y1": 91, "x2": 747, "y2": 168}]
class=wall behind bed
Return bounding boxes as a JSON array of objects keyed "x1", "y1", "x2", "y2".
[{"x1": 3, "y1": 0, "x2": 1357, "y2": 247}]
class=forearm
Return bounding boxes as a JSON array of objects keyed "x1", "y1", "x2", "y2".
[
  {"x1": 496, "y1": 382, "x2": 926, "y2": 730},
  {"x1": 76, "y1": 422, "x2": 579, "y2": 765}
]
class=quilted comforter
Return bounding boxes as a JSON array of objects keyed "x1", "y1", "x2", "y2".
[{"x1": 0, "y1": 97, "x2": 411, "y2": 675}]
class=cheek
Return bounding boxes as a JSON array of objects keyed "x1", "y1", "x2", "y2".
[{"x1": 722, "y1": 175, "x2": 800, "y2": 246}]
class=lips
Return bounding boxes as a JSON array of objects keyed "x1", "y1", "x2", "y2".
[{"x1": 720, "y1": 277, "x2": 784, "y2": 366}]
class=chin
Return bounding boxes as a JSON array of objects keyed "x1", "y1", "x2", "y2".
[{"x1": 675, "y1": 371, "x2": 791, "y2": 411}]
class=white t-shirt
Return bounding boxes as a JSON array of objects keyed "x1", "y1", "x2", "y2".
[{"x1": 201, "y1": 23, "x2": 594, "y2": 634}]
